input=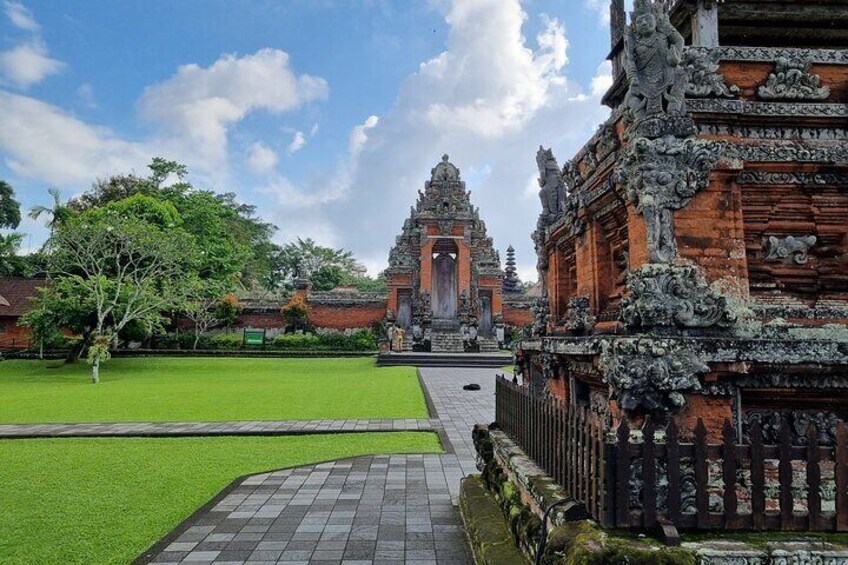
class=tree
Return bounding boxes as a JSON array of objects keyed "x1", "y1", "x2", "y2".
[
  {"x1": 0, "y1": 180, "x2": 21, "y2": 230},
  {"x1": 266, "y1": 238, "x2": 367, "y2": 291},
  {"x1": 48, "y1": 210, "x2": 196, "y2": 383},
  {"x1": 28, "y1": 187, "x2": 70, "y2": 239},
  {"x1": 18, "y1": 298, "x2": 60, "y2": 359},
  {"x1": 183, "y1": 280, "x2": 233, "y2": 349},
  {"x1": 281, "y1": 294, "x2": 309, "y2": 332},
  {"x1": 68, "y1": 159, "x2": 277, "y2": 289}
]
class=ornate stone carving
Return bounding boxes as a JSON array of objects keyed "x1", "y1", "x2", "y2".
[
  {"x1": 762, "y1": 235, "x2": 817, "y2": 265},
  {"x1": 599, "y1": 338, "x2": 709, "y2": 413},
  {"x1": 621, "y1": 263, "x2": 737, "y2": 330},
  {"x1": 689, "y1": 45, "x2": 848, "y2": 66},
  {"x1": 595, "y1": 124, "x2": 619, "y2": 160},
  {"x1": 682, "y1": 48, "x2": 739, "y2": 98},
  {"x1": 739, "y1": 171, "x2": 848, "y2": 186},
  {"x1": 430, "y1": 154, "x2": 460, "y2": 182},
  {"x1": 616, "y1": 137, "x2": 724, "y2": 263},
  {"x1": 623, "y1": 0, "x2": 688, "y2": 135},
  {"x1": 697, "y1": 123, "x2": 847, "y2": 141},
  {"x1": 686, "y1": 98, "x2": 848, "y2": 117},
  {"x1": 531, "y1": 296, "x2": 550, "y2": 337},
  {"x1": 736, "y1": 374, "x2": 848, "y2": 390},
  {"x1": 539, "y1": 352, "x2": 559, "y2": 380},
  {"x1": 757, "y1": 57, "x2": 830, "y2": 101},
  {"x1": 726, "y1": 141, "x2": 848, "y2": 164},
  {"x1": 743, "y1": 410, "x2": 843, "y2": 446},
  {"x1": 536, "y1": 146, "x2": 566, "y2": 226},
  {"x1": 562, "y1": 296, "x2": 596, "y2": 334}
]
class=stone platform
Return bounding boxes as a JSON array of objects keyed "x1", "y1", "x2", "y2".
[{"x1": 376, "y1": 352, "x2": 511, "y2": 368}]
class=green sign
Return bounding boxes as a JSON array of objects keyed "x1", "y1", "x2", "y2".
[{"x1": 243, "y1": 329, "x2": 265, "y2": 346}]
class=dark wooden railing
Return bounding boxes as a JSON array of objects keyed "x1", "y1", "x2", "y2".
[{"x1": 495, "y1": 376, "x2": 848, "y2": 533}]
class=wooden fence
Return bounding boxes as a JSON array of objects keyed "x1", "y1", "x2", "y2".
[{"x1": 494, "y1": 376, "x2": 848, "y2": 533}]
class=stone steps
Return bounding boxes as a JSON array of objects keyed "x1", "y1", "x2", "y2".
[{"x1": 375, "y1": 352, "x2": 512, "y2": 368}]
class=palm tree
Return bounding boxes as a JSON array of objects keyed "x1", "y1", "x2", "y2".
[{"x1": 28, "y1": 187, "x2": 67, "y2": 239}]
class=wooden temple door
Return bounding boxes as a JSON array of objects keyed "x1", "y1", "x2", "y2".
[
  {"x1": 479, "y1": 291, "x2": 492, "y2": 335},
  {"x1": 431, "y1": 239, "x2": 458, "y2": 319},
  {"x1": 397, "y1": 289, "x2": 412, "y2": 329}
]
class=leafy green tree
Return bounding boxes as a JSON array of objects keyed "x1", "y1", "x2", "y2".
[
  {"x1": 47, "y1": 209, "x2": 197, "y2": 383},
  {"x1": 0, "y1": 180, "x2": 21, "y2": 230},
  {"x1": 28, "y1": 187, "x2": 70, "y2": 238},
  {"x1": 311, "y1": 265, "x2": 345, "y2": 291},
  {"x1": 267, "y1": 238, "x2": 367, "y2": 291},
  {"x1": 183, "y1": 279, "x2": 233, "y2": 349}
]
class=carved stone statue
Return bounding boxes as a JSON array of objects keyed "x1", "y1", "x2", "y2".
[
  {"x1": 536, "y1": 146, "x2": 566, "y2": 224},
  {"x1": 623, "y1": 0, "x2": 687, "y2": 126}
]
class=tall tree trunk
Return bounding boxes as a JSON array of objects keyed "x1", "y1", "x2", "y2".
[
  {"x1": 39, "y1": 340, "x2": 43, "y2": 360},
  {"x1": 91, "y1": 357, "x2": 100, "y2": 384},
  {"x1": 193, "y1": 332, "x2": 200, "y2": 350}
]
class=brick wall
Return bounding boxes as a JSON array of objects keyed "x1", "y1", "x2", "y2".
[{"x1": 0, "y1": 316, "x2": 31, "y2": 349}]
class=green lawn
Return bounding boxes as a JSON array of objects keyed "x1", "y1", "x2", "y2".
[
  {"x1": 0, "y1": 432, "x2": 441, "y2": 565},
  {"x1": 0, "y1": 357, "x2": 426, "y2": 423}
]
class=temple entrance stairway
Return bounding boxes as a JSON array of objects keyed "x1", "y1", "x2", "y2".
[{"x1": 399, "y1": 319, "x2": 501, "y2": 353}]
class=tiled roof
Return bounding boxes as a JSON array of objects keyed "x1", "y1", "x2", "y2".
[{"x1": 0, "y1": 278, "x2": 49, "y2": 317}]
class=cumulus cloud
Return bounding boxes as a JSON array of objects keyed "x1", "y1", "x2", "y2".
[
  {"x1": 3, "y1": 1, "x2": 38, "y2": 31},
  {"x1": 0, "y1": 91, "x2": 150, "y2": 185},
  {"x1": 591, "y1": 60, "x2": 613, "y2": 96},
  {"x1": 0, "y1": 41, "x2": 63, "y2": 87},
  {"x1": 138, "y1": 48, "x2": 328, "y2": 167},
  {"x1": 0, "y1": 3, "x2": 63, "y2": 88},
  {"x1": 278, "y1": 0, "x2": 610, "y2": 277},
  {"x1": 287, "y1": 131, "x2": 306, "y2": 155},
  {"x1": 246, "y1": 141, "x2": 278, "y2": 174}
]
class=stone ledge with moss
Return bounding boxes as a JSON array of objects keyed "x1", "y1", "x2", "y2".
[{"x1": 472, "y1": 424, "x2": 848, "y2": 565}]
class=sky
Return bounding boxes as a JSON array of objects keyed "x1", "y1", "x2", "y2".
[{"x1": 0, "y1": 0, "x2": 618, "y2": 282}]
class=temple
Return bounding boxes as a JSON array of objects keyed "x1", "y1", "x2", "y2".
[
  {"x1": 470, "y1": 0, "x2": 848, "y2": 553},
  {"x1": 516, "y1": 0, "x2": 848, "y2": 441},
  {"x1": 384, "y1": 155, "x2": 530, "y2": 352}
]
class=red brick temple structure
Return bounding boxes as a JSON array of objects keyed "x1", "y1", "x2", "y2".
[
  {"x1": 230, "y1": 155, "x2": 534, "y2": 350},
  {"x1": 384, "y1": 155, "x2": 531, "y2": 352},
  {"x1": 470, "y1": 0, "x2": 848, "y2": 556},
  {"x1": 517, "y1": 0, "x2": 848, "y2": 441}
]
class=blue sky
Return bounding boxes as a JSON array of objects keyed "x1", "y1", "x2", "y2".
[{"x1": 1, "y1": 0, "x2": 616, "y2": 281}]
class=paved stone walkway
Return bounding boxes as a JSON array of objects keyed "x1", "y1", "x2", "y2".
[
  {"x1": 0, "y1": 419, "x2": 434, "y2": 438},
  {"x1": 144, "y1": 367, "x2": 500, "y2": 564}
]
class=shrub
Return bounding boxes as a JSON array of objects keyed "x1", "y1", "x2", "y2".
[
  {"x1": 281, "y1": 294, "x2": 310, "y2": 329},
  {"x1": 215, "y1": 294, "x2": 242, "y2": 327},
  {"x1": 209, "y1": 332, "x2": 243, "y2": 350},
  {"x1": 271, "y1": 330, "x2": 377, "y2": 351},
  {"x1": 271, "y1": 333, "x2": 321, "y2": 350}
]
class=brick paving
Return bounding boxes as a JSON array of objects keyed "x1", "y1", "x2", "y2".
[
  {"x1": 143, "y1": 367, "x2": 500, "y2": 564},
  {"x1": 0, "y1": 419, "x2": 435, "y2": 439}
]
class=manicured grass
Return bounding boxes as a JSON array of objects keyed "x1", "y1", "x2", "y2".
[
  {"x1": 0, "y1": 357, "x2": 426, "y2": 423},
  {"x1": 0, "y1": 432, "x2": 441, "y2": 565}
]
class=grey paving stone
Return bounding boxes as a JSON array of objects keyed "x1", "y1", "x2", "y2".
[{"x1": 140, "y1": 367, "x2": 497, "y2": 564}]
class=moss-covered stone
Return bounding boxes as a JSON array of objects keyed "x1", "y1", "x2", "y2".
[{"x1": 460, "y1": 476, "x2": 530, "y2": 564}]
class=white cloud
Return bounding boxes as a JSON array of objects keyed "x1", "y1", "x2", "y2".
[
  {"x1": 0, "y1": 41, "x2": 63, "y2": 88},
  {"x1": 3, "y1": 1, "x2": 38, "y2": 31},
  {"x1": 138, "y1": 48, "x2": 328, "y2": 167},
  {"x1": 0, "y1": 91, "x2": 150, "y2": 185},
  {"x1": 267, "y1": 0, "x2": 610, "y2": 280},
  {"x1": 246, "y1": 141, "x2": 278, "y2": 174},
  {"x1": 287, "y1": 131, "x2": 306, "y2": 155},
  {"x1": 309, "y1": 123, "x2": 319, "y2": 136},
  {"x1": 591, "y1": 60, "x2": 613, "y2": 96},
  {"x1": 584, "y1": 0, "x2": 610, "y2": 26}
]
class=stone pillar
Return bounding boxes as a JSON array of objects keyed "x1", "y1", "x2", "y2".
[
  {"x1": 293, "y1": 277, "x2": 311, "y2": 301},
  {"x1": 456, "y1": 238, "x2": 472, "y2": 297}
]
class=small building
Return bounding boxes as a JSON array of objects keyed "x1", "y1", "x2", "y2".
[{"x1": 0, "y1": 278, "x2": 47, "y2": 350}]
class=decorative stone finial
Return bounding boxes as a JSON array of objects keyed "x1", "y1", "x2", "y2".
[{"x1": 430, "y1": 154, "x2": 460, "y2": 182}]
